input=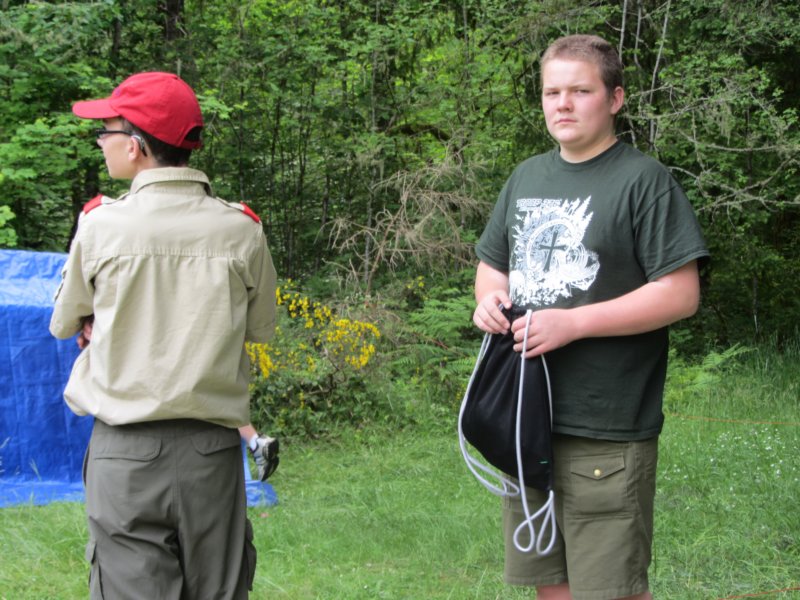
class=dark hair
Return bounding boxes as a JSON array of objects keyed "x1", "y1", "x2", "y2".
[
  {"x1": 121, "y1": 118, "x2": 201, "y2": 167},
  {"x1": 541, "y1": 34, "x2": 624, "y2": 96}
]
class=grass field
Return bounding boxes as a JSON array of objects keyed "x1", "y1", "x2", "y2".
[{"x1": 1, "y1": 344, "x2": 798, "y2": 599}]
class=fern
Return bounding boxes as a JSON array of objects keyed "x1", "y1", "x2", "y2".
[
  {"x1": 665, "y1": 344, "x2": 753, "y2": 411},
  {"x1": 386, "y1": 290, "x2": 482, "y2": 402}
]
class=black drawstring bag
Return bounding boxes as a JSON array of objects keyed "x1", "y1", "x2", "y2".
[{"x1": 458, "y1": 305, "x2": 556, "y2": 555}]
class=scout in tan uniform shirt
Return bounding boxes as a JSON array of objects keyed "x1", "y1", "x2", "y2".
[{"x1": 50, "y1": 72, "x2": 277, "y2": 599}]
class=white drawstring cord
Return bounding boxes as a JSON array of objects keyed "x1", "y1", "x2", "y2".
[
  {"x1": 458, "y1": 309, "x2": 557, "y2": 555},
  {"x1": 513, "y1": 310, "x2": 556, "y2": 555}
]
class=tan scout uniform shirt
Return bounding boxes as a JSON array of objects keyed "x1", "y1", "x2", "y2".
[{"x1": 50, "y1": 167, "x2": 276, "y2": 427}]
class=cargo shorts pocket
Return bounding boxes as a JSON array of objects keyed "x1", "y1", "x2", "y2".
[
  {"x1": 244, "y1": 518, "x2": 257, "y2": 590},
  {"x1": 85, "y1": 540, "x2": 104, "y2": 599},
  {"x1": 567, "y1": 452, "x2": 630, "y2": 518}
]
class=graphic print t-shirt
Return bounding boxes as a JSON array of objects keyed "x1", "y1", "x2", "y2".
[{"x1": 476, "y1": 142, "x2": 709, "y2": 440}]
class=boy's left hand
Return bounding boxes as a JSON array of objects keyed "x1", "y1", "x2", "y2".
[
  {"x1": 510, "y1": 308, "x2": 577, "y2": 357},
  {"x1": 77, "y1": 315, "x2": 94, "y2": 349}
]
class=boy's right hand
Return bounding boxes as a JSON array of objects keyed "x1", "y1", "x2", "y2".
[{"x1": 473, "y1": 291, "x2": 512, "y2": 335}]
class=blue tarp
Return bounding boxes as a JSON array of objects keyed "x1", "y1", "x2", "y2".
[{"x1": 0, "y1": 250, "x2": 276, "y2": 507}]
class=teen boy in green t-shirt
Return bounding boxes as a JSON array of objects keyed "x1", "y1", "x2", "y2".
[{"x1": 473, "y1": 34, "x2": 708, "y2": 600}]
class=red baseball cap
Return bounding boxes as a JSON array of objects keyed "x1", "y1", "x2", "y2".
[{"x1": 72, "y1": 72, "x2": 203, "y2": 149}]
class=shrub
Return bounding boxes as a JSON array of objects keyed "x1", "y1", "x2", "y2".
[
  {"x1": 247, "y1": 282, "x2": 381, "y2": 438},
  {"x1": 368, "y1": 270, "x2": 483, "y2": 431}
]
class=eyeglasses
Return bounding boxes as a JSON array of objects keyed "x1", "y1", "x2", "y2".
[{"x1": 93, "y1": 128, "x2": 148, "y2": 156}]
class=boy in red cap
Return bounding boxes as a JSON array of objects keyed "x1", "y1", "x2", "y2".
[{"x1": 50, "y1": 72, "x2": 277, "y2": 599}]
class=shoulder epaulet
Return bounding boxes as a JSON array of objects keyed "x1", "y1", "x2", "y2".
[
  {"x1": 82, "y1": 194, "x2": 116, "y2": 215},
  {"x1": 82, "y1": 194, "x2": 103, "y2": 214},
  {"x1": 232, "y1": 201, "x2": 261, "y2": 223}
]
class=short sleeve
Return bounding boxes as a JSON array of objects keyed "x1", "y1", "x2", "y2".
[
  {"x1": 245, "y1": 229, "x2": 277, "y2": 343},
  {"x1": 475, "y1": 178, "x2": 513, "y2": 272},
  {"x1": 633, "y1": 169, "x2": 709, "y2": 282},
  {"x1": 49, "y1": 229, "x2": 94, "y2": 339}
]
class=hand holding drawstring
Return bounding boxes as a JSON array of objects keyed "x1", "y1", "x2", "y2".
[
  {"x1": 473, "y1": 290, "x2": 513, "y2": 335},
  {"x1": 510, "y1": 308, "x2": 578, "y2": 358}
]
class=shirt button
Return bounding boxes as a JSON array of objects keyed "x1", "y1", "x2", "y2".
[{"x1": 593, "y1": 468, "x2": 602, "y2": 478}]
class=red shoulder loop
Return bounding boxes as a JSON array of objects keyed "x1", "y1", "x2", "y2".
[
  {"x1": 82, "y1": 194, "x2": 104, "y2": 214},
  {"x1": 239, "y1": 202, "x2": 261, "y2": 223}
]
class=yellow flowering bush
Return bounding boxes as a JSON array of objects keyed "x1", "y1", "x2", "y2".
[
  {"x1": 247, "y1": 284, "x2": 379, "y2": 377},
  {"x1": 246, "y1": 282, "x2": 382, "y2": 436}
]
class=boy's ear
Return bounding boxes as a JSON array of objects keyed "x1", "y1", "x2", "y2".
[
  {"x1": 610, "y1": 86, "x2": 625, "y2": 115},
  {"x1": 126, "y1": 136, "x2": 145, "y2": 161},
  {"x1": 126, "y1": 137, "x2": 138, "y2": 161}
]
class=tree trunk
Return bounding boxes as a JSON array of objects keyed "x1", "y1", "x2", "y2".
[{"x1": 162, "y1": 0, "x2": 184, "y2": 42}]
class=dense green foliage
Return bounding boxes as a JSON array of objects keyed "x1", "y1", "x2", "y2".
[{"x1": 2, "y1": 1, "x2": 799, "y2": 433}]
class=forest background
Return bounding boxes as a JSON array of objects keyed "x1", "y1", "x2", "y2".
[{"x1": 2, "y1": 0, "x2": 798, "y2": 438}]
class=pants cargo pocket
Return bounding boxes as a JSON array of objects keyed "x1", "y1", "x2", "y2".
[
  {"x1": 568, "y1": 452, "x2": 630, "y2": 518},
  {"x1": 85, "y1": 540, "x2": 104, "y2": 599},
  {"x1": 244, "y1": 518, "x2": 257, "y2": 591}
]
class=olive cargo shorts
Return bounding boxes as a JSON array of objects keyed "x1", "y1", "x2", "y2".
[
  {"x1": 503, "y1": 434, "x2": 658, "y2": 600},
  {"x1": 83, "y1": 419, "x2": 256, "y2": 599}
]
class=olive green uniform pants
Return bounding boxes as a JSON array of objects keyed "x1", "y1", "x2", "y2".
[{"x1": 84, "y1": 419, "x2": 256, "y2": 599}]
